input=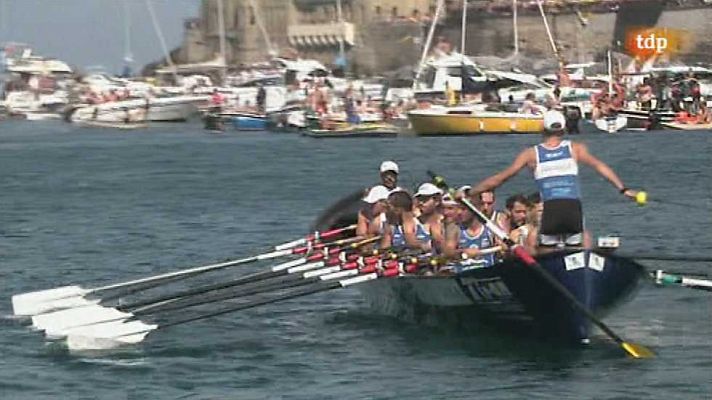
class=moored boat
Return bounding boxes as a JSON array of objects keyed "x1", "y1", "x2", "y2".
[
  {"x1": 408, "y1": 105, "x2": 544, "y2": 135},
  {"x1": 302, "y1": 122, "x2": 399, "y2": 138},
  {"x1": 661, "y1": 121, "x2": 712, "y2": 131},
  {"x1": 593, "y1": 115, "x2": 628, "y2": 133}
]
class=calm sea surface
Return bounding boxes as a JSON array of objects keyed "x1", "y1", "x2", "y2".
[{"x1": 0, "y1": 120, "x2": 710, "y2": 399}]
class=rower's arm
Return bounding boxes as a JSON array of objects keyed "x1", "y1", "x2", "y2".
[
  {"x1": 443, "y1": 223, "x2": 462, "y2": 259},
  {"x1": 356, "y1": 210, "x2": 369, "y2": 237},
  {"x1": 403, "y1": 217, "x2": 430, "y2": 251},
  {"x1": 380, "y1": 224, "x2": 392, "y2": 249},
  {"x1": 471, "y1": 149, "x2": 532, "y2": 194},
  {"x1": 430, "y1": 220, "x2": 446, "y2": 254}
]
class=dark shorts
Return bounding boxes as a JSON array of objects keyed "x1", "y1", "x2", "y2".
[{"x1": 541, "y1": 199, "x2": 583, "y2": 235}]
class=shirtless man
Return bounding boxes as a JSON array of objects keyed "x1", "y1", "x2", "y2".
[{"x1": 356, "y1": 185, "x2": 390, "y2": 238}]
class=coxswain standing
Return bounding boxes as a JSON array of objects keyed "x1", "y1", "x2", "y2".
[{"x1": 470, "y1": 110, "x2": 641, "y2": 253}]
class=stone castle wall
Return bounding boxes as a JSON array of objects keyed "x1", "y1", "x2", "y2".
[{"x1": 171, "y1": 2, "x2": 712, "y2": 75}]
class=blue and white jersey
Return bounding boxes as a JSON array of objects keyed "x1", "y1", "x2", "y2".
[
  {"x1": 390, "y1": 218, "x2": 431, "y2": 249},
  {"x1": 391, "y1": 224, "x2": 406, "y2": 247},
  {"x1": 458, "y1": 225, "x2": 496, "y2": 268},
  {"x1": 414, "y1": 219, "x2": 432, "y2": 245},
  {"x1": 533, "y1": 140, "x2": 581, "y2": 201}
]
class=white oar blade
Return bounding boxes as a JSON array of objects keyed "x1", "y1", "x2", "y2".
[
  {"x1": 12, "y1": 286, "x2": 89, "y2": 316},
  {"x1": 65, "y1": 320, "x2": 157, "y2": 351},
  {"x1": 33, "y1": 305, "x2": 132, "y2": 338}
]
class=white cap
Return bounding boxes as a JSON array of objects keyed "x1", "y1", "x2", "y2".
[
  {"x1": 442, "y1": 193, "x2": 458, "y2": 206},
  {"x1": 415, "y1": 182, "x2": 443, "y2": 197},
  {"x1": 457, "y1": 185, "x2": 472, "y2": 195},
  {"x1": 379, "y1": 161, "x2": 399, "y2": 174},
  {"x1": 543, "y1": 110, "x2": 566, "y2": 131},
  {"x1": 363, "y1": 185, "x2": 390, "y2": 204}
]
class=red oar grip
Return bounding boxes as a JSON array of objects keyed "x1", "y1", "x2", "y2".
[
  {"x1": 381, "y1": 268, "x2": 399, "y2": 277},
  {"x1": 512, "y1": 246, "x2": 537, "y2": 266}
]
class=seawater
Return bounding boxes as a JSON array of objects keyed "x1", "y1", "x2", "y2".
[{"x1": 0, "y1": 120, "x2": 710, "y2": 399}]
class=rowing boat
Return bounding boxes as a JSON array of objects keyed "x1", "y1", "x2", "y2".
[{"x1": 313, "y1": 191, "x2": 645, "y2": 344}]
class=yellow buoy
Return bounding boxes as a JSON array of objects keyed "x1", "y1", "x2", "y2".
[{"x1": 636, "y1": 191, "x2": 648, "y2": 206}]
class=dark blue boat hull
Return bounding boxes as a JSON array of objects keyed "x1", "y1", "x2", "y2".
[{"x1": 357, "y1": 250, "x2": 645, "y2": 344}]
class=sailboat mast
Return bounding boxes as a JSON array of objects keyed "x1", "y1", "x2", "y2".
[
  {"x1": 336, "y1": 0, "x2": 345, "y2": 65},
  {"x1": 460, "y1": 0, "x2": 467, "y2": 102},
  {"x1": 123, "y1": 1, "x2": 133, "y2": 64},
  {"x1": 145, "y1": 0, "x2": 178, "y2": 83},
  {"x1": 412, "y1": 0, "x2": 444, "y2": 90},
  {"x1": 512, "y1": 0, "x2": 519, "y2": 57},
  {"x1": 535, "y1": 0, "x2": 560, "y2": 63},
  {"x1": 607, "y1": 50, "x2": 613, "y2": 94},
  {"x1": 216, "y1": 0, "x2": 227, "y2": 84}
]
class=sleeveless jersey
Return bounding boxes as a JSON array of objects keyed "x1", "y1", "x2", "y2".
[
  {"x1": 458, "y1": 225, "x2": 496, "y2": 268},
  {"x1": 533, "y1": 140, "x2": 581, "y2": 201},
  {"x1": 391, "y1": 218, "x2": 431, "y2": 249}
]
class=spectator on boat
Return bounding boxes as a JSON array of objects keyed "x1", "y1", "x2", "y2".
[
  {"x1": 544, "y1": 86, "x2": 561, "y2": 110},
  {"x1": 377, "y1": 161, "x2": 399, "y2": 191},
  {"x1": 505, "y1": 193, "x2": 529, "y2": 232},
  {"x1": 357, "y1": 185, "x2": 390, "y2": 239},
  {"x1": 256, "y1": 84, "x2": 266, "y2": 114},
  {"x1": 470, "y1": 110, "x2": 641, "y2": 253},
  {"x1": 696, "y1": 105, "x2": 712, "y2": 124},
  {"x1": 210, "y1": 89, "x2": 225, "y2": 112},
  {"x1": 519, "y1": 92, "x2": 542, "y2": 114},
  {"x1": 442, "y1": 195, "x2": 500, "y2": 268},
  {"x1": 636, "y1": 78, "x2": 653, "y2": 111}
]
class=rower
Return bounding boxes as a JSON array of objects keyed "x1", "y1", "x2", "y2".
[
  {"x1": 414, "y1": 183, "x2": 445, "y2": 253},
  {"x1": 511, "y1": 192, "x2": 542, "y2": 248},
  {"x1": 443, "y1": 196, "x2": 500, "y2": 268},
  {"x1": 470, "y1": 110, "x2": 641, "y2": 253},
  {"x1": 441, "y1": 193, "x2": 462, "y2": 225},
  {"x1": 381, "y1": 190, "x2": 432, "y2": 252},
  {"x1": 479, "y1": 190, "x2": 508, "y2": 233},
  {"x1": 356, "y1": 185, "x2": 390, "y2": 238},
  {"x1": 505, "y1": 193, "x2": 529, "y2": 232},
  {"x1": 379, "y1": 160, "x2": 399, "y2": 191}
]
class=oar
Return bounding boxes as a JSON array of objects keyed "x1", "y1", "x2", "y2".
[
  {"x1": 12, "y1": 225, "x2": 356, "y2": 316},
  {"x1": 33, "y1": 237, "x2": 383, "y2": 336},
  {"x1": 621, "y1": 254, "x2": 712, "y2": 263},
  {"x1": 428, "y1": 171, "x2": 655, "y2": 359},
  {"x1": 63, "y1": 258, "x2": 428, "y2": 351},
  {"x1": 652, "y1": 270, "x2": 712, "y2": 292},
  {"x1": 45, "y1": 250, "x2": 404, "y2": 339}
]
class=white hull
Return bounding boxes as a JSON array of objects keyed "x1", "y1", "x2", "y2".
[
  {"x1": 71, "y1": 96, "x2": 208, "y2": 123},
  {"x1": 594, "y1": 116, "x2": 628, "y2": 133}
]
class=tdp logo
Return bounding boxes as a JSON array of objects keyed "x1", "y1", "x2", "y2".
[
  {"x1": 635, "y1": 33, "x2": 667, "y2": 54},
  {"x1": 625, "y1": 27, "x2": 687, "y2": 58}
]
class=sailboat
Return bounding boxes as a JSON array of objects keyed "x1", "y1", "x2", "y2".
[{"x1": 407, "y1": 0, "x2": 544, "y2": 135}]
